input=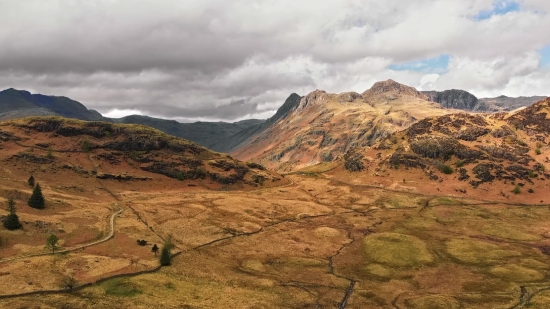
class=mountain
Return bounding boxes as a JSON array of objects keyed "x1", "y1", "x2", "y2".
[
  {"x1": 210, "y1": 93, "x2": 302, "y2": 153},
  {"x1": 328, "y1": 97, "x2": 550, "y2": 203},
  {"x1": 0, "y1": 116, "x2": 285, "y2": 190},
  {"x1": 422, "y1": 89, "x2": 479, "y2": 111},
  {"x1": 422, "y1": 89, "x2": 547, "y2": 112},
  {"x1": 479, "y1": 95, "x2": 548, "y2": 111},
  {"x1": 114, "y1": 115, "x2": 264, "y2": 149},
  {"x1": 231, "y1": 80, "x2": 454, "y2": 172},
  {"x1": 363, "y1": 79, "x2": 429, "y2": 100},
  {"x1": 0, "y1": 88, "x2": 102, "y2": 121},
  {"x1": 0, "y1": 88, "x2": 265, "y2": 150}
]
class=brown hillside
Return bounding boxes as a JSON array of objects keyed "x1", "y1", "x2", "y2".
[
  {"x1": 232, "y1": 81, "x2": 454, "y2": 172},
  {"x1": 0, "y1": 117, "x2": 286, "y2": 192},
  {"x1": 329, "y1": 97, "x2": 550, "y2": 203}
]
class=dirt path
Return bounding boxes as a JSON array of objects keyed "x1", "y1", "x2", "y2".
[{"x1": 0, "y1": 205, "x2": 123, "y2": 263}]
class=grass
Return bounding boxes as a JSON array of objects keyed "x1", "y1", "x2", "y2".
[
  {"x1": 405, "y1": 295, "x2": 462, "y2": 309},
  {"x1": 445, "y1": 238, "x2": 521, "y2": 266},
  {"x1": 103, "y1": 278, "x2": 143, "y2": 297},
  {"x1": 480, "y1": 224, "x2": 539, "y2": 241},
  {"x1": 489, "y1": 264, "x2": 544, "y2": 282},
  {"x1": 363, "y1": 233, "x2": 434, "y2": 267}
]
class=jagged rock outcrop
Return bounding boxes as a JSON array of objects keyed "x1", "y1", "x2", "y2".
[{"x1": 297, "y1": 90, "x2": 331, "y2": 110}]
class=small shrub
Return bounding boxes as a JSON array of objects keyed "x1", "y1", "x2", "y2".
[
  {"x1": 440, "y1": 165, "x2": 454, "y2": 174},
  {"x1": 535, "y1": 148, "x2": 542, "y2": 155},
  {"x1": 529, "y1": 170, "x2": 535, "y2": 178},
  {"x1": 513, "y1": 185, "x2": 521, "y2": 194},
  {"x1": 136, "y1": 239, "x2": 148, "y2": 246},
  {"x1": 175, "y1": 172, "x2": 184, "y2": 181},
  {"x1": 82, "y1": 139, "x2": 91, "y2": 152},
  {"x1": 47, "y1": 147, "x2": 54, "y2": 159},
  {"x1": 455, "y1": 160, "x2": 465, "y2": 168}
]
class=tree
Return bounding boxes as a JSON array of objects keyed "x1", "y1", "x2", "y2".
[
  {"x1": 3, "y1": 197, "x2": 22, "y2": 230},
  {"x1": 27, "y1": 175, "x2": 35, "y2": 187},
  {"x1": 60, "y1": 273, "x2": 77, "y2": 290},
  {"x1": 151, "y1": 244, "x2": 159, "y2": 256},
  {"x1": 28, "y1": 183, "x2": 45, "y2": 209},
  {"x1": 46, "y1": 233, "x2": 59, "y2": 254},
  {"x1": 159, "y1": 245, "x2": 171, "y2": 266}
]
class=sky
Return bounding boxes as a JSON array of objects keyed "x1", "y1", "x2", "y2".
[{"x1": 1, "y1": 0, "x2": 550, "y2": 122}]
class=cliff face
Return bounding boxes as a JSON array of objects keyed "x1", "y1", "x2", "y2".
[{"x1": 422, "y1": 90, "x2": 480, "y2": 111}]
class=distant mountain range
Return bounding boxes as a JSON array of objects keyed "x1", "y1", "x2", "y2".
[
  {"x1": 0, "y1": 86, "x2": 546, "y2": 162},
  {"x1": 422, "y1": 89, "x2": 545, "y2": 112}
]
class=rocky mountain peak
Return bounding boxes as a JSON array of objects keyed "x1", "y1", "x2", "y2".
[
  {"x1": 296, "y1": 89, "x2": 330, "y2": 110},
  {"x1": 362, "y1": 79, "x2": 428, "y2": 100}
]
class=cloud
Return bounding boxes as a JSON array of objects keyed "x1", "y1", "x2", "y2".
[{"x1": 0, "y1": 0, "x2": 549, "y2": 121}]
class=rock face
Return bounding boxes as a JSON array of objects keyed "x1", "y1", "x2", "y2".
[
  {"x1": 422, "y1": 90, "x2": 479, "y2": 111},
  {"x1": 363, "y1": 79, "x2": 428, "y2": 100}
]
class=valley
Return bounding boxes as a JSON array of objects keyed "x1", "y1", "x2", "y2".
[{"x1": 0, "y1": 86, "x2": 549, "y2": 309}]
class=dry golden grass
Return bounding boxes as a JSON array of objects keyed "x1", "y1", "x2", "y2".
[{"x1": 0, "y1": 122, "x2": 549, "y2": 309}]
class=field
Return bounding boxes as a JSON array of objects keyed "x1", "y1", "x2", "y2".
[{"x1": 2, "y1": 170, "x2": 550, "y2": 308}]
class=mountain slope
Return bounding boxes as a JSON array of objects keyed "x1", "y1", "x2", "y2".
[
  {"x1": 422, "y1": 89, "x2": 479, "y2": 111},
  {"x1": 0, "y1": 88, "x2": 102, "y2": 121},
  {"x1": 422, "y1": 89, "x2": 547, "y2": 112},
  {"x1": 329, "y1": 97, "x2": 550, "y2": 202},
  {"x1": 0, "y1": 88, "x2": 267, "y2": 150},
  {"x1": 114, "y1": 115, "x2": 264, "y2": 149},
  {"x1": 210, "y1": 93, "x2": 302, "y2": 153},
  {"x1": 0, "y1": 117, "x2": 286, "y2": 191},
  {"x1": 231, "y1": 80, "x2": 454, "y2": 172}
]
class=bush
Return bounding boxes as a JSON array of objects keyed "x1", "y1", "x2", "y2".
[
  {"x1": 513, "y1": 185, "x2": 521, "y2": 194},
  {"x1": 440, "y1": 165, "x2": 454, "y2": 174},
  {"x1": 136, "y1": 239, "x2": 148, "y2": 246},
  {"x1": 536, "y1": 148, "x2": 542, "y2": 155},
  {"x1": 82, "y1": 139, "x2": 91, "y2": 152},
  {"x1": 175, "y1": 172, "x2": 184, "y2": 181},
  {"x1": 455, "y1": 160, "x2": 465, "y2": 168}
]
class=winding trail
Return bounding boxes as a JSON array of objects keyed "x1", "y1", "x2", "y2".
[{"x1": 0, "y1": 205, "x2": 123, "y2": 264}]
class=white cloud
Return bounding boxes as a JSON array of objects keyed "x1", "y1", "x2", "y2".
[{"x1": 0, "y1": 0, "x2": 549, "y2": 120}]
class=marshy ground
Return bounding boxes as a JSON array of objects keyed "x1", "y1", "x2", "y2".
[{"x1": 2, "y1": 173, "x2": 550, "y2": 308}]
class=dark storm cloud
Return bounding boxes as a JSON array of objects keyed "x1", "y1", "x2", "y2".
[{"x1": 1, "y1": 0, "x2": 550, "y2": 121}]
